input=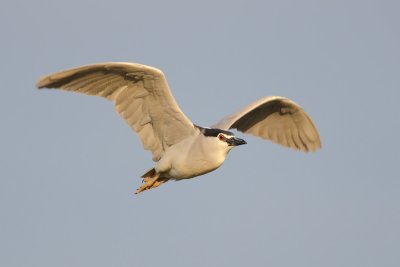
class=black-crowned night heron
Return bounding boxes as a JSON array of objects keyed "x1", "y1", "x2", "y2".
[{"x1": 37, "y1": 62, "x2": 321, "y2": 194}]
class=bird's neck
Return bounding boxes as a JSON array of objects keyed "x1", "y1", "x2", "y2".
[{"x1": 190, "y1": 134, "x2": 230, "y2": 166}]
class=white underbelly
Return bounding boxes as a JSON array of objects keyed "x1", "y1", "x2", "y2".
[
  {"x1": 168, "y1": 158, "x2": 222, "y2": 180},
  {"x1": 155, "y1": 135, "x2": 228, "y2": 180}
]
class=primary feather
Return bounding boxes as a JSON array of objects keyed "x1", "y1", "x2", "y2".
[
  {"x1": 213, "y1": 96, "x2": 321, "y2": 152},
  {"x1": 37, "y1": 62, "x2": 196, "y2": 161}
]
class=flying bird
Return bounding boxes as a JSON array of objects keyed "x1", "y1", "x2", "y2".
[{"x1": 37, "y1": 62, "x2": 321, "y2": 194}]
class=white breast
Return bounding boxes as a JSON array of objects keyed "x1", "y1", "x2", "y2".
[{"x1": 156, "y1": 133, "x2": 230, "y2": 180}]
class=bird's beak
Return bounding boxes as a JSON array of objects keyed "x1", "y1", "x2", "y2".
[{"x1": 227, "y1": 137, "x2": 247, "y2": 146}]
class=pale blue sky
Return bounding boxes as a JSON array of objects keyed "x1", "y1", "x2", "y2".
[{"x1": 1, "y1": 0, "x2": 399, "y2": 266}]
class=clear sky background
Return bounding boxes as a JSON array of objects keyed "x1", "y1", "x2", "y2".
[{"x1": 1, "y1": 0, "x2": 399, "y2": 266}]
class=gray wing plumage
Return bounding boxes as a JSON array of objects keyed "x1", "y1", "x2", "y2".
[
  {"x1": 212, "y1": 96, "x2": 321, "y2": 152},
  {"x1": 37, "y1": 62, "x2": 196, "y2": 161}
]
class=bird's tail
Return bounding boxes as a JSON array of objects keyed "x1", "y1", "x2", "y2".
[{"x1": 135, "y1": 168, "x2": 168, "y2": 194}]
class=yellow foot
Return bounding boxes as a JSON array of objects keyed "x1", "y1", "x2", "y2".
[{"x1": 135, "y1": 177, "x2": 167, "y2": 194}]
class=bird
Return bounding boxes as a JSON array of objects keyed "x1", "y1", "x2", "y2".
[{"x1": 36, "y1": 62, "x2": 321, "y2": 194}]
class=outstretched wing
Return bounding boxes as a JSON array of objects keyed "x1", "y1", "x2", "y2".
[
  {"x1": 37, "y1": 62, "x2": 196, "y2": 161},
  {"x1": 212, "y1": 96, "x2": 321, "y2": 152}
]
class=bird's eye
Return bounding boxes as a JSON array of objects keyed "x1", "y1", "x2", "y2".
[{"x1": 218, "y1": 134, "x2": 225, "y2": 141}]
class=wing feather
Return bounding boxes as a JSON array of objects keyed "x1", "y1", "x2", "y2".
[
  {"x1": 213, "y1": 96, "x2": 321, "y2": 152},
  {"x1": 37, "y1": 62, "x2": 196, "y2": 161},
  {"x1": 286, "y1": 127, "x2": 297, "y2": 149}
]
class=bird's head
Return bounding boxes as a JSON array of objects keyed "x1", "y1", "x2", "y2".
[{"x1": 198, "y1": 126, "x2": 247, "y2": 152}]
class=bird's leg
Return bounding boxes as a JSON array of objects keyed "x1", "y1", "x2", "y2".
[
  {"x1": 135, "y1": 177, "x2": 157, "y2": 194},
  {"x1": 135, "y1": 171, "x2": 168, "y2": 194},
  {"x1": 149, "y1": 178, "x2": 167, "y2": 189}
]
